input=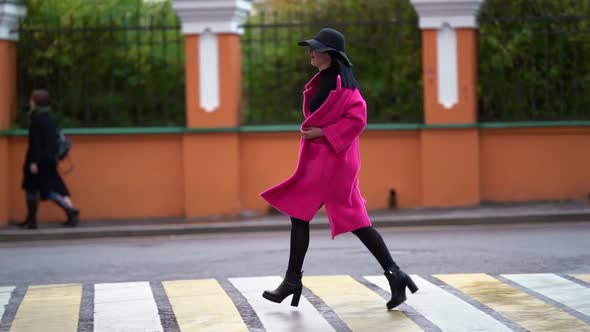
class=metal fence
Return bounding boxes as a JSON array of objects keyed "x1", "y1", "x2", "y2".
[
  {"x1": 16, "y1": 14, "x2": 185, "y2": 128},
  {"x1": 241, "y1": 5, "x2": 423, "y2": 125},
  {"x1": 478, "y1": 12, "x2": 590, "y2": 122}
]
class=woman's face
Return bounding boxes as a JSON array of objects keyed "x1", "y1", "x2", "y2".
[
  {"x1": 29, "y1": 98, "x2": 36, "y2": 110},
  {"x1": 309, "y1": 49, "x2": 331, "y2": 69}
]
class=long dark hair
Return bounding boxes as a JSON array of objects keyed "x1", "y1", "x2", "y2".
[{"x1": 329, "y1": 51, "x2": 359, "y2": 90}]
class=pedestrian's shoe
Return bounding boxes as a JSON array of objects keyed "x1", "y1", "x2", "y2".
[
  {"x1": 384, "y1": 264, "x2": 418, "y2": 310},
  {"x1": 17, "y1": 214, "x2": 37, "y2": 228},
  {"x1": 63, "y1": 209, "x2": 79, "y2": 227},
  {"x1": 16, "y1": 218, "x2": 30, "y2": 228},
  {"x1": 262, "y1": 270, "x2": 303, "y2": 307},
  {"x1": 23, "y1": 216, "x2": 38, "y2": 230}
]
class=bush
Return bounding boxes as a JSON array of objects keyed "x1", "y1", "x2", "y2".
[
  {"x1": 17, "y1": 0, "x2": 590, "y2": 127},
  {"x1": 16, "y1": 0, "x2": 185, "y2": 128},
  {"x1": 242, "y1": 0, "x2": 423, "y2": 124},
  {"x1": 245, "y1": 0, "x2": 590, "y2": 124},
  {"x1": 478, "y1": 0, "x2": 590, "y2": 121}
]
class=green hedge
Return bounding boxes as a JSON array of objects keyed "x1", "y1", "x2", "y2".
[
  {"x1": 478, "y1": 0, "x2": 590, "y2": 121},
  {"x1": 15, "y1": 0, "x2": 590, "y2": 128},
  {"x1": 16, "y1": 0, "x2": 185, "y2": 128},
  {"x1": 242, "y1": 0, "x2": 423, "y2": 124},
  {"x1": 244, "y1": 0, "x2": 590, "y2": 124}
]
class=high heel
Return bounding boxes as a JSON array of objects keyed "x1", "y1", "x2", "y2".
[
  {"x1": 405, "y1": 275, "x2": 419, "y2": 294},
  {"x1": 290, "y1": 290, "x2": 302, "y2": 307},
  {"x1": 384, "y1": 264, "x2": 419, "y2": 310},
  {"x1": 262, "y1": 270, "x2": 303, "y2": 307}
]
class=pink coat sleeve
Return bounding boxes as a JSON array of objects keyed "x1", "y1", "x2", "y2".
[{"x1": 322, "y1": 96, "x2": 367, "y2": 154}]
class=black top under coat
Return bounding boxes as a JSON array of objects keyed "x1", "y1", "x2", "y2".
[{"x1": 308, "y1": 66, "x2": 338, "y2": 114}]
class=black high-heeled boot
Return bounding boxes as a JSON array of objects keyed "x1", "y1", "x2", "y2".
[
  {"x1": 262, "y1": 270, "x2": 303, "y2": 307},
  {"x1": 384, "y1": 264, "x2": 418, "y2": 310},
  {"x1": 16, "y1": 217, "x2": 30, "y2": 228}
]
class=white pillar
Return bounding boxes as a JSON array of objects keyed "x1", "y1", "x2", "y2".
[
  {"x1": 172, "y1": 0, "x2": 252, "y2": 35},
  {"x1": 411, "y1": 0, "x2": 483, "y2": 111},
  {"x1": 0, "y1": 1, "x2": 26, "y2": 226},
  {"x1": 410, "y1": 0, "x2": 485, "y2": 208},
  {"x1": 172, "y1": 0, "x2": 253, "y2": 115},
  {"x1": 0, "y1": 2, "x2": 27, "y2": 41},
  {"x1": 172, "y1": 1, "x2": 253, "y2": 218}
]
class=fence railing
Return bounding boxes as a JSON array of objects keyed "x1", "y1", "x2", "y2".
[
  {"x1": 15, "y1": 14, "x2": 185, "y2": 128},
  {"x1": 478, "y1": 11, "x2": 590, "y2": 122},
  {"x1": 16, "y1": 2, "x2": 589, "y2": 128},
  {"x1": 241, "y1": 4, "x2": 423, "y2": 125}
]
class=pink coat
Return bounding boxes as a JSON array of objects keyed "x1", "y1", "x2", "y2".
[{"x1": 260, "y1": 72, "x2": 372, "y2": 238}]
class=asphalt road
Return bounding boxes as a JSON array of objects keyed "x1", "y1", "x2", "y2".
[{"x1": 0, "y1": 221, "x2": 589, "y2": 286}]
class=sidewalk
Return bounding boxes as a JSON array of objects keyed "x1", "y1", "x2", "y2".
[{"x1": 1, "y1": 201, "x2": 590, "y2": 242}]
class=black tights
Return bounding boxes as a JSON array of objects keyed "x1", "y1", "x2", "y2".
[{"x1": 287, "y1": 217, "x2": 395, "y2": 274}]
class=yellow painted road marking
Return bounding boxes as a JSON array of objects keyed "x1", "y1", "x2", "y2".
[
  {"x1": 304, "y1": 275, "x2": 422, "y2": 332},
  {"x1": 503, "y1": 274, "x2": 590, "y2": 317},
  {"x1": 435, "y1": 274, "x2": 590, "y2": 332},
  {"x1": 163, "y1": 279, "x2": 247, "y2": 332},
  {"x1": 10, "y1": 284, "x2": 81, "y2": 332},
  {"x1": 366, "y1": 275, "x2": 512, "y2": 332},
  {"x1": 572, "y1": 274, "x2": 590, "y2": 284}
]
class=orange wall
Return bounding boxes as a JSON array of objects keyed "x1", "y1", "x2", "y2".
[
  {"x1": 239, "y1": 132, "x2": 300, "y2": 212},
  {"x1": 0, "y1": 40, "x2": 17, "y2": 129},
  {"x1": 239, "y1": 130, "x2": 423, "y2": 212},
  {"x1": 183, "y1": 133, "x2": 241, "y2": 216},
  {"x1": 480, "y1": 127, "x2": 590, "y2": 202},
  {"x1": 2, "y1": 127, "x2": 590, "y2": 224},
  {"x1": 358, "y1": 131, "x2": 422, "y2": 208},
  {"x1": 0, "y1": 137, "x2": 9, "y2": 224},
  {"x1": 0, "y1": 40, "x2": 17, "y2": 225},
  {"x1": 421, "y1": 129, "x2": 480, "y2": 207},
  {"x1": 6, "y1": 134, "x2": 185, "y2": 223}
]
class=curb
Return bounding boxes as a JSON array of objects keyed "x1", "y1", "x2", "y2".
[{"x1": 1, "y1": 211, "x2": 589, "y2": 243}]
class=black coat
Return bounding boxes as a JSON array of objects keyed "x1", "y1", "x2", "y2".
[{"x1": 21, "y1": 108, "x2": 69, "y2": 199}]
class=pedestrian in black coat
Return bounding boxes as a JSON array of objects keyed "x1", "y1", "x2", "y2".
[{"x1": 18, "y1": 89, "x2": 79, "y2": 229}]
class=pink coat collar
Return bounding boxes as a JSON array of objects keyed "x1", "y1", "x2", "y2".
[
  {"x1": 302, "y1": 72, "x2": 343, "y2": 123},
  {"x1": 304, "y1": 70, "x2": 343, "y2": 91}
]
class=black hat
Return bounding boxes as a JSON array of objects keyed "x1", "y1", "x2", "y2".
[{"x1": 298, "y1": 28, "x2": 352, "y2": 66}]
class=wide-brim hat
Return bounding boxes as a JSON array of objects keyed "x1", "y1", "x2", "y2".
[{"x1": 298, "y1": 28, "x2": 353, "y2": 66}]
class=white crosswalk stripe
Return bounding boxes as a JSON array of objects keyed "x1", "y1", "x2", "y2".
[
  {"x1": 0, "y1": 286, "x2": 14, "y2": 323},
  {"x1": 365, "y1": 275, "x2": 513, "y2": 332},
  {"x1": 503, "y1": 273, "x2": 590, "y2": 317},
  {"x1": 229, "y1": 276, "x2": 336, "y2": 332},
  {"x1": 94, "y1": 282, "x2": 163, "y2": 332},
  {"x1": 1, "y1": 273, "x2": 589, "y2": 331}
]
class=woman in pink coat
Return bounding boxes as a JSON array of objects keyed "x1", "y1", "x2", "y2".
[{"x1": 261, "y1": 28, "x2": 418, "y2": 310}]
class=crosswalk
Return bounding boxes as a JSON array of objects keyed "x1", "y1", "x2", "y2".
[{"x1": 0, "y1": 274, "x2": 589, "y2": 331}]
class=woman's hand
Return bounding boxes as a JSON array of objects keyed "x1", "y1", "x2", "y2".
[
  {"x1": 301, "y1": 127, "x2": 324, "y2": 139},
  {"x1": 30, "y1": 163, "x2": 39, "y2": 175}
]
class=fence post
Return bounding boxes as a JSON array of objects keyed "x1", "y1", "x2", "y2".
[
  {"x1": 173, "y1": 0, "x2": 253, "y2": 217},
  {"x1": 0, "y1": 2, "x2": 26, "y2": 225},
  {"x1": 410, "y1": 0, "x2": 484, "y2": 207}
]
